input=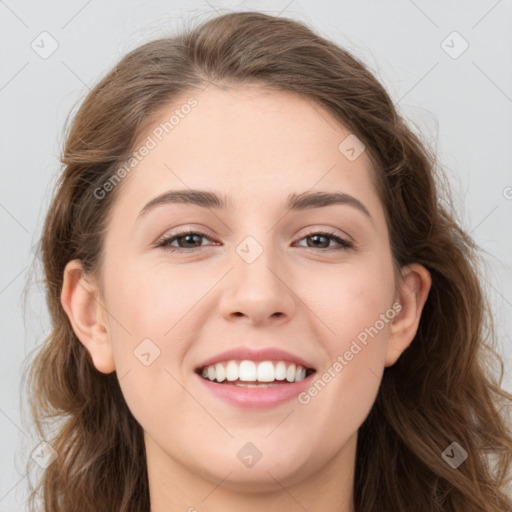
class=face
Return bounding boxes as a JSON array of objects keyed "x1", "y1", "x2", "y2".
[{"x1": 67, "y1": 83, "x2": 429, "y2": 494}]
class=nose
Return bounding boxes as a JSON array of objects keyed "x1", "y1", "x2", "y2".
[{"x1": 218, "y1": 242, "x2": 297, "y2": 326}]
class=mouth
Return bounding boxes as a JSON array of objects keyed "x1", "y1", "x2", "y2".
[{"x1": 195, "y1": 360, "x2": 316, "y2": 387}]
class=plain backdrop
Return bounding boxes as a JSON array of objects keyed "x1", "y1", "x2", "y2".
[{"x1": 1, "y1": 1, "x2": 511, "y2": 510}]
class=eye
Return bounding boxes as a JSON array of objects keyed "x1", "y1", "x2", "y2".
[
  {"x1": 295, "y1": 230, "x2": 353, "y2": 250},
  {"x1": 156, "y1": 229, "x2": 353, "y2": 253},
  {"x1": 156, "y1": 229, "x2": 218, "y2": 252}
]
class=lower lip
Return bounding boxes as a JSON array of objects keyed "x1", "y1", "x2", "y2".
[{"x1": 195, "y1": 372, "x2": 316, "y2": 409}]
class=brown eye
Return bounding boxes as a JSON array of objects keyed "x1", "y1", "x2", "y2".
[
  {"x1": 156, "y1": 229, "x2": 352, "y2": 253},
  {"x1": 296, "y1": 231, "x2": 353, "y2": 250},
  {"x1": 157, "y1": 230, "x2": 216, "y2": 252}
]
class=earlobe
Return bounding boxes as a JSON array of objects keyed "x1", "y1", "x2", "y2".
[
  {"x1": 60, "y1": 259, "x2": 116, "y2": 374},
  {"x1": 385, "y1": 263, "x2": 432, "y2": 367}
]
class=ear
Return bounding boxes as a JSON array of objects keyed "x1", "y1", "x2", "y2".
[
  {"x1": 60, "y1": 259, "x2": 116, "y2": 374},
  {"x1": 385, "y1": 263, "x2": 432, "y2": 367}
]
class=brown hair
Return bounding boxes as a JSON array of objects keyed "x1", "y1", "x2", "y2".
[{"x1": 22, "y1": 10, "x2": 512, "y2": 511}]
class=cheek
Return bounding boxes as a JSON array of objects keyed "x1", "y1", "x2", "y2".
[
  {"x1": 104, "y1": 258, "x2": 210, "y2": 341},
  {"x1": 296, "y1": 317, "x2": 390, "y2": 463},
  {"x1": 102, "y1": 260, "x2": 212, "y2": 406},
  {"x1": 305, "y1": 255, "x2": 395, "y2": 350},
  {"x1": 103, "y1": 261, "x2": 197, "y2": 435},
  {"x1": 296, "y1": 257, "x2": 394, "y2": 423}
]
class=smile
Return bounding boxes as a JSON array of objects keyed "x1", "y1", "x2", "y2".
[
  {"x1": 197, "y1": 360, "x2": 315, "y2": 386},
  {"x1": 195, "y1": 359, "x2": 317, "y2": 408}
]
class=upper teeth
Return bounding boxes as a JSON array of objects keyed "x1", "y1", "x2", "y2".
[{"x1": 200, "y1": 360, "x2": 309, "y2": 383}]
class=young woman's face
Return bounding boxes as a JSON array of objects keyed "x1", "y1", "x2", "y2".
[{"x1": 81, "y1": 84, "x2": 428, "y2": 494}]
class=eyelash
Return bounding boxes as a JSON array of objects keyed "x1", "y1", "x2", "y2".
[{"x1": 156, "y1": 228, "x2": 353, "y2": 253}]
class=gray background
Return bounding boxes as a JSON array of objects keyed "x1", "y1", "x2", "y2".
[{"x1": 1, "y1": 1, "x2": 511, "y2": 510}]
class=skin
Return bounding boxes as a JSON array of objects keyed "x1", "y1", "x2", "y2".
[{"x1": 61, "y1": 83, "x2": 431, "y2": 511}]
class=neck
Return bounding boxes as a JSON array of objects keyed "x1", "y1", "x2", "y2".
[{"x1": 146, "y1": 432, "x2": 356, "y2": 512}]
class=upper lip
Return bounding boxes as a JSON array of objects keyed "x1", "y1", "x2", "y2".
[{"x1": 195, "y1": 347, "x2": 316, "y2": 371}]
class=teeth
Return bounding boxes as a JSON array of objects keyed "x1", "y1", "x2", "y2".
[
  {"x1": 239, "y1": 360, "x2": 257, "y2": 381},
  {"x1": 256, "y1": 361, "x2": 275, "y2": 382},
  {"x1": 226, "y1": 361, "x2": 238, "y2": 381},
  {"x1": 199, "y1": 360, "x2": 312, "y2": 384},
  {"x1": 286, "y1": 363, "x2": 296, "y2": 383},
  {"x1": 295, "y1": 366, "x2": 306, "y2": 382},
  {"x1": 215, "y1": 363, "x2": 226, "y2": 382},
  {"x1": 275, "y1": 361, "x2": 287, "y2": 380}
]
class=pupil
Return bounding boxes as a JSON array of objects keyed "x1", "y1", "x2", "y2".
[
  {"x1": 182, "y1": 234, "x2": 199, "y2": 247},
  {"x1": 310, "y1": 235, "x2": 327, "y2": 248}
]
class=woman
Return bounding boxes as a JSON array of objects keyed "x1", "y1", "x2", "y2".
[{"x1": 22, "y1": 10, "x2": 512, "y2": 512}]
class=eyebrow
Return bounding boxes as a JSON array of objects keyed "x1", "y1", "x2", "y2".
[{"x1": 137, "y1": 189, "x2": 373, "y2": 222}]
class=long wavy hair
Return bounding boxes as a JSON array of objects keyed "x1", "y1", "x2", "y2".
[{"x1": 21, "y1": 10, "x2": 512, "y2": 511}]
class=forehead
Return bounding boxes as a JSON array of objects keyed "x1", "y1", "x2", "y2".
[{"x1": 112, "y1": 83, "x2": 381, "y2": 218}]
